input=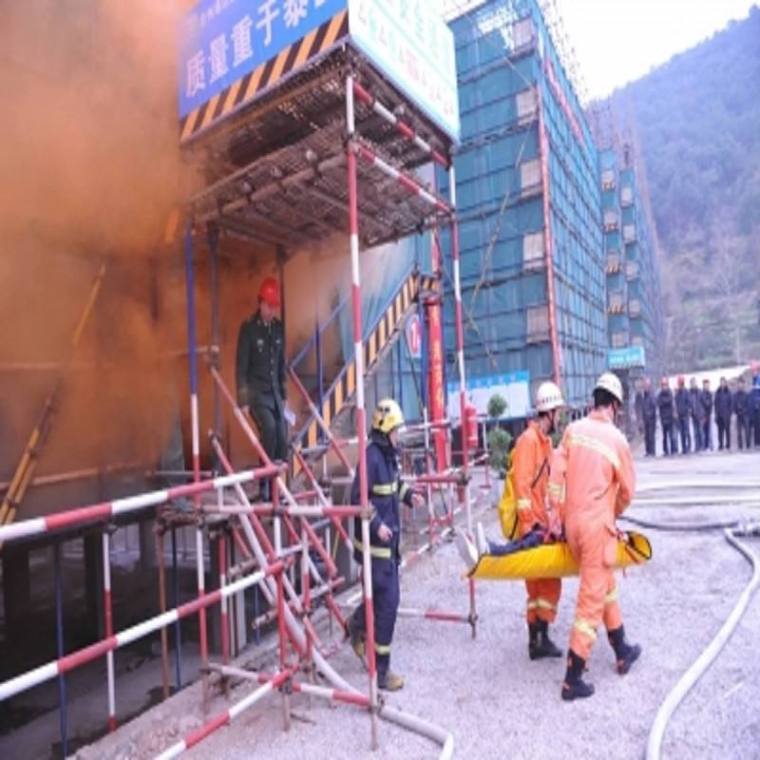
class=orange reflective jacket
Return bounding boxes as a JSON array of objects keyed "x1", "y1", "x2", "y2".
[
  {"x1": 512, "y1": 420, "x2": 553, "y2": 534},
  {"x1": 549, "y1": 408, "x2": 635, "y2": 527}
]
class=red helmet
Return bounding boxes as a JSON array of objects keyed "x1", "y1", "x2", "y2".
[
  {"x1": 258, "y1": 277, "x2": 281, "y2": 307},
  {"x1": 677, "y1": 375, "x2": 685, "y2": 385},
  {"x1": 660, "y1": 376, "x2": 668, "y2": 387}
]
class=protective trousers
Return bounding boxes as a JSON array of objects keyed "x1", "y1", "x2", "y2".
[
  {"x1": 525, "y1": 578, "x2": 561, "y2": 624},
  {"x1": 349, "y1": 558, "x2": 399, "y2": 676},
  {"x1": 566, "y1": 520, "x2": 622, "y2": 661},
  {"x1": 250, "y1": 403, "x2": 288, "y2": 462}
]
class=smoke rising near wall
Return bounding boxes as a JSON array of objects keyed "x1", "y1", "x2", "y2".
[
  {"x1": 0, "y1": 2, "x2": 188, "y2": 504},
  {"x1": 0, "y1": 1, "x2": 419, "y2": 505}
]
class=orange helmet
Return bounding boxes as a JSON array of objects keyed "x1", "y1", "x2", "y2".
[
  {"x1": 660, "y1": 376, "x2": 668, "y2": 387},
  {"x1": 258, "y1": 277, "x2": 281, "y2": 307}
]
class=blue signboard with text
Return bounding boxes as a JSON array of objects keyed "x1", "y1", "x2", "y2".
[
  {"x1": 178, "y1": 0, "x2": 460, "y2": 142},
  {"x1": 608, "y1": 345, "x2": 646, "y2": 369},
  {"x1": 447, "y1": 371, "x2": 531, "y2": 420},
  {"x1": 179, "y1": 0, "x2": 347, "y2": 118}
]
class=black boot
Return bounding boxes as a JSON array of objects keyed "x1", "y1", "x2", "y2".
[
  {"x1": 561, "y1": 650, "x2": 595, "y2": 701},
  {"x1": 529, "y1": 620, "x2": 563, "y2": 660},
  {"x1": 608, "y1": 625, "x2": 641, "y2": 675}
]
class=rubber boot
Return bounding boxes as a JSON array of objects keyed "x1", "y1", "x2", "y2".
[
  {"x1": 561, "y1": 650, "x2": 595, "y2": 701},
  {"x1": 608, "y1": 625, "x2": 641, "y2": 675},
  {"x1": 346, "y1": 613, "x2": 365, "y2": 660},
  {"x1": 378, "y1": 670, "x2": 405, "y2": 691},
  {"x1": 529, "y1": 620, "x2": 563, "y2": 660}
]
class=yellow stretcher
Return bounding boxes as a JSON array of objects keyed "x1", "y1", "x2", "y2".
[{"x1": 468, "y1": 531, "x2": 652, "y2": 581}]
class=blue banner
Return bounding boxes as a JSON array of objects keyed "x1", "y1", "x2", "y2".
[
  {"x1": 179, "y1": 0, "x2": 347, "y2": 118},
  {"x1": 608, "y1": 345, "x2": 646, "y2": 369},
  {"x1": 447, "y1": 371, "x2": 531, "y2": 420}
]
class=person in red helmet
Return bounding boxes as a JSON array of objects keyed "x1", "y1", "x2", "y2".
[{"x1": 236, "y1": 277, "x2": 288, "y2": 487}]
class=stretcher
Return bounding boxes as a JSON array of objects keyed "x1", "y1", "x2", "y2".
[{"x1": 467, "y1": 531, "x2": 652, "y2": 581}]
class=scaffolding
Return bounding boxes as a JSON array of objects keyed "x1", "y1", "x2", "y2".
[{"x1": 0, "y1": 10, "x2": 481, "y2": 759}]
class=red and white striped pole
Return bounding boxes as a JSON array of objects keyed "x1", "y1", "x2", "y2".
[
  {"x1": 102, "y1": 530, "x2": 116, "y2": 732},
  {"x1": 155, "y1": 668, "x2": 292, "y2": 760},
  {"x1": 448, "y1": 163, "x2": 477, "y2": 639},
  {"x1": 346, "y1": 71, "x2": 380, "y2": 750},
  {"x1": 219, "y1": 531, "x2": 229, "y2": 666},
  {"x1": 352, "y1": 81, "x2": 449, "y2": 169},
  {"x1": 0, "y1": 565, "x2": 276, "y2": 701},
  {"x1": 0, "y1": 469, "x2": 270, "y2": 545}
]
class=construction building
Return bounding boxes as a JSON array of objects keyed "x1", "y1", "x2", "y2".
[
  {"x1": 439, "y1": 0, "x2": 607, "y2": 417},
  {"x1": 596, "y1": 116, "x2": 666, "y2": 403}
]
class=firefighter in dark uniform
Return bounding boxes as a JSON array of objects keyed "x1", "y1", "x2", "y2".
[
  {"x1": 236, "y1": 277, "x2": 288, "y2": 477},
  {"x1": 346, "y1": 399, "x2": 423, "y2": 691}
]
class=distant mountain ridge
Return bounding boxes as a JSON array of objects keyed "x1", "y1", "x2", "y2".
[{"x1": 609, "y1": 6, "x2": 760, "y2": 371}]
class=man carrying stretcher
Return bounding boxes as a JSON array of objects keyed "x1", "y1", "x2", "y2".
[
  {"x1": 457, "y1": 372, "x2": 642, "y2": 701},
  {"x1": 458, "y1": 381, "x2": 566, "y2": 660}
]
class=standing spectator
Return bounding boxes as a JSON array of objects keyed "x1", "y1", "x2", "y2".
[
  {"x1": 657, "y1": 377, "x2": 677, "y2": 456},
  {"x1": 641, "y1": 377, "x2": 657, "y2": 457},
  {"x1": 715, "y1": 377, "x2": 733, "y2": 451},
  {"x1": 700, "y1": 379, "x2": 714, "y2": 451},
  {"x1": 734, "y1": 377, "x2": 749, "y2": 450},
  {"x1": 674, "y1": 375, "x2": 691, "y2": 454},
  {"x1": 750, "y1": 374, "x2": 760, "y2": 448},
  {"x1": 689, "y1": 377, "x2": 703, "y2": 452},
  {"x1": 634, "y1": 379, "x2": 645, "y2": 437}
]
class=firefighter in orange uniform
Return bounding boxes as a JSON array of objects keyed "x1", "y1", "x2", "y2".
[
  {"x1": 549, "y1": 372, "x2": 641, "y2": 700},
  {"x1": 513, "y1": 381, "x2": 566, "y2": 660}
]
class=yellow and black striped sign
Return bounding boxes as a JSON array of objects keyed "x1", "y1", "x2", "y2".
[
  {"x1": 295, "y1": 271, "x2": 436, "y2": 466},
  {"x1": 180, "y1": 10, "x2": 349, "y2": 144}
]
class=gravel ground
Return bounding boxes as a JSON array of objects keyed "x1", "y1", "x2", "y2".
[{"x1": 74, "y1": 451, "x2": 760, "y2": 760}]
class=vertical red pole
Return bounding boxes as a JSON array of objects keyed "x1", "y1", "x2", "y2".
[
  {"x1": 346, "y1": 72, "x2": 379, "y2": 750},
  {"x1": 427, "y1": 233, "x2": 448, "y2": 473},
  {"x1": 537, "y1": 89, "x2": 562, "y2": 386}
]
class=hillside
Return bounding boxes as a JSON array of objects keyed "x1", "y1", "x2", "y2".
[{"x1": 612, "y1": 7, "x2": 760, "y2": 371}]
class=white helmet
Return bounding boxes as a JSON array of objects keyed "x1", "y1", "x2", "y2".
[
  {"x1": 535, "y1": 381, "x2": 565, "y2": 412},
  {"x1": 594, "y1": 372, "x2": 624, "y2": 404}
]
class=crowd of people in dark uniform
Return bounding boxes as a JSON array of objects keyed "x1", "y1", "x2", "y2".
[{"x1": 635, "y1": 370, "x2": 760, "y2": 457}]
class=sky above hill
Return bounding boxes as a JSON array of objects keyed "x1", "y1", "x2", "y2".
[
  {"x1": 439, "y1": 0, "x2": 757, "y2": 99},
  {"x1": 545, "y1": 0, "x2": 756, "y2": 98}
]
